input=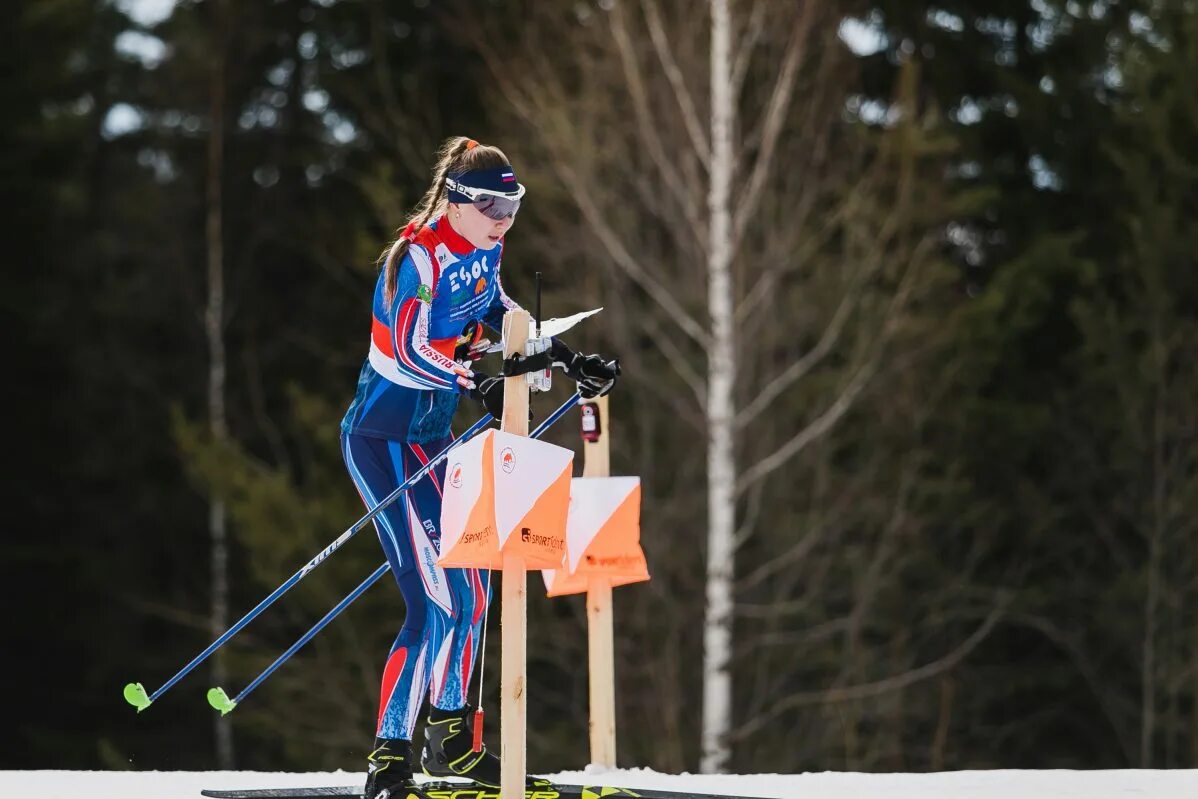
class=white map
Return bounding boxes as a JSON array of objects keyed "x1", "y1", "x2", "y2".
[{"x1": 486, "y1": 308, "x2": 604, "y2": 353}]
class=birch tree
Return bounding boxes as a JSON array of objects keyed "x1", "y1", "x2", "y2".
[{"x1": 703, "y1": 0, "x2": 736, "y2": 772}]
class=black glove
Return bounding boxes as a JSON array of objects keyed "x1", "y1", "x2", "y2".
[
  {"x1": 465, "y1": 372, "x2": 506, "y2": 419},
  {"x1": 550, "y1": 339, "x2": 620, "y2": 399},
  {"x1": 466, "y1": 371, "x2": 536, "y2": 422}
]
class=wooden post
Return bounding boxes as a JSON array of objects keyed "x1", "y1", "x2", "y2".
[
  {"x1": 583, "y1": 395, "x2": 617, "y2": 768},
  {"x1": 500, "y1": 309, "x2": 530, "y2": 799}
]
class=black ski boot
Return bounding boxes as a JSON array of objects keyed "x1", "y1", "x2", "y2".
[
  {"x1": 421, "y1": 705, "x2": 555, "y2": 790},
  {"x1": 364, "y1": 737, "x2": 424, "y2": 799},
  {"x1": 421, "y1": 704, "x2": 502, "y2": 787}
]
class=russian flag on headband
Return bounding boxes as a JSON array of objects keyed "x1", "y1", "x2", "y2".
[{"x1": 447, "y1": 166, "x2": 522, "y2": 201}]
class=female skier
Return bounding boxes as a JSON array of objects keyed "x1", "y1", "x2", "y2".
[{"x1": 340, "y1": 136, "x2": 618, "y2": 799}]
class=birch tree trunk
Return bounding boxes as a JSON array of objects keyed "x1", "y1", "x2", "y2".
[
  {"x1": 206, "y1": 0, "x2": 234, "y2": 769},
  {"x1": 701, "y1": 0, "x2": 736, "y2": 774}
]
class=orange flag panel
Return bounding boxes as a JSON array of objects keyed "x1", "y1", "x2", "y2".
[
  {"x1": 438, "y1": 429, "x2": 574, "y2": 572},
  {"x1": 542, "y1": 477, "x2": 649, "y2": 597}
]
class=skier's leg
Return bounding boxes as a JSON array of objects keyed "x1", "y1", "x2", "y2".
[
  {"x1": 389, "y1": 439, "x2": 507, "y2": 786},
  {"x1": 420, "y1": 567, "x2": 509, "y2": 786},
  {"x1": 385, "y1": 438, "x2": 458, "y2": 705},
  {"x1": 428, "y1": 566, "x2": 490, "y2": 711},
  {"x1": 342, "y1": 433, "x2": 429, "y2": 799},
  {"x1": 380, "y1": 438, "x2": 489, "y2": 711},
  {"x1": 379, "y1": 438, "x2": 465, "y2": 718}
]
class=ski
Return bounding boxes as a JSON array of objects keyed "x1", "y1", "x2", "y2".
[{"x1": 199, "y1": 781, "x2": 770, "y2": 799}]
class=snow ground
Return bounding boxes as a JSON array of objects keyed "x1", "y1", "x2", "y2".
[{"x1": 4, "y1": 767, "x2": 1198, "y2": 799}]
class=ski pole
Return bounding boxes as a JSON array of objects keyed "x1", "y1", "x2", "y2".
[
  {"x1": 532, "y1": 390, "x2": 582, "y2": 438},
  {"x1": 206, "y1": 392, "x2": 583, "y2": 713},
  {"x1": 123, "y1": 412, "x2": 495, "y2": 713},
  {"x1": 207, "y1": 561, "x2": 392, "y2": 715}
]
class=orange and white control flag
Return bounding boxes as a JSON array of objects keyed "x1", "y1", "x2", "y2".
[
  {"x1": 543, "y1": 476, "x2": 649, "y2": 597},
  {"x1": 439, "y1": 430, "x2": 574, "y2": 570}
]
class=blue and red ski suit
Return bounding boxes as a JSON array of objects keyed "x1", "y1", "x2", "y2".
[{"x1": 340, "y1": 215, "x2": 518, "y2": 741}]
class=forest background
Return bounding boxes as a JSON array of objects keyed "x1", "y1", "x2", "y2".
[{"x1": 7, "y1": 0, "x2": 1198, "y2": 778}]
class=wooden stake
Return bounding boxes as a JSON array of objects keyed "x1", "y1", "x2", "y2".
[
  {"x1": 587, "y1": 577, "x2": 616, "y2": 767},
  {"x1": 500, "y1": 309, "x2": 530, "y2": 799},
  {"x1": 583, "y1": 395, "x2": 617, "y2": 768}
]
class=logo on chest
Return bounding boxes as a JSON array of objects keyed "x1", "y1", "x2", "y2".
[{"x1": 447, "y1": 255, "x2": 491, "y2": 298}]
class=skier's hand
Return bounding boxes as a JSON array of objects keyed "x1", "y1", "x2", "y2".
[
  {"x1": 465, "y1": 372, "x2": 506, "y2": 419},
  {"x1": 466, "y1": 371, "x2": 537, "y2": 423},
  {"x1": 572, "y1": 354, "x2": 619, "y2": 398},
  {"x1": 550, "y1": 339, "x2": 620, "y2": 398}
]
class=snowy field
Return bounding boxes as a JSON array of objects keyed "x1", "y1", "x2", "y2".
[{"x1": 6, "y1": 767, "x2": 1198, "y2": 799}]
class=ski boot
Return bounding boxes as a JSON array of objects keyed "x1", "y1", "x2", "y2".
[
  {"x1": 421, "y1": 704, "x2": 551, "y2": 789},
  {"x1": 421, "y1": 704, "x2": 501, "y2": 787},
  {"x1": 364, "y1": 737, "x2": 425, "y2": 799}
]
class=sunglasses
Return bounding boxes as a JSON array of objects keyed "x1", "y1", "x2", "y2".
[{"x1": 446, "y1": 177, "x2": 525, "y2": 221}]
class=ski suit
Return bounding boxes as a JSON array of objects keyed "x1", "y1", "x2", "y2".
[{"x1": 340, "y1": 214, "x2": 518, "y2": 741}]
